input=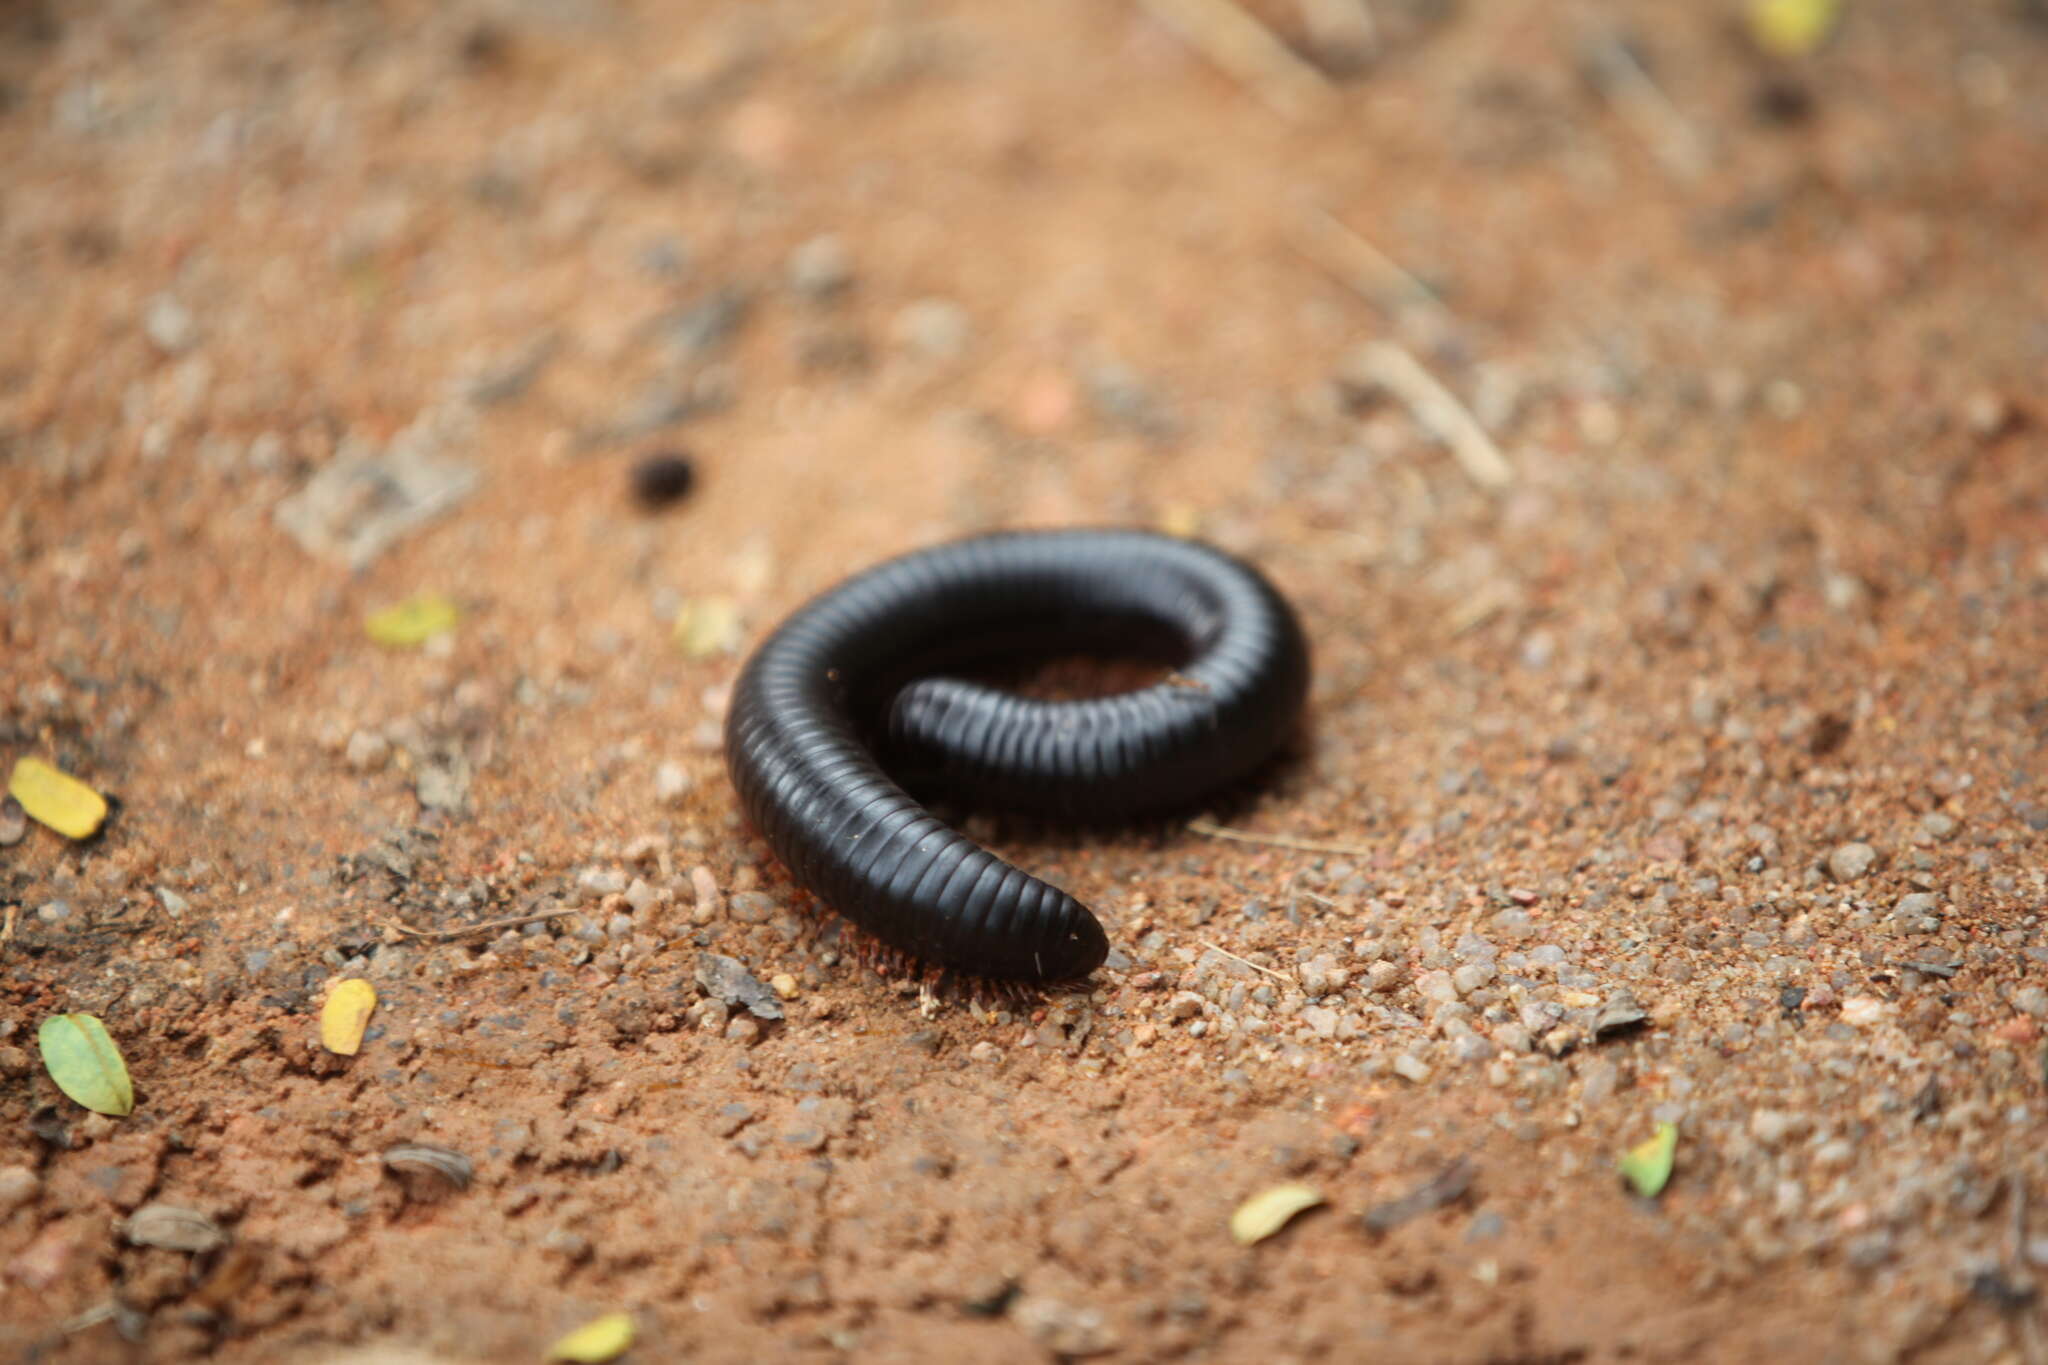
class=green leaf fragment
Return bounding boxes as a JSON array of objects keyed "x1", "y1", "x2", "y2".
[
  {"x1": 1619, "y1": 1121, "x2": 1678, "y2": 1198},
  {"x1": 38, "y1": 1013, "x2": 135, "y2": 1117},
  {"x1": 365, "y1": 593, "x2": 460, "y2": 648}
]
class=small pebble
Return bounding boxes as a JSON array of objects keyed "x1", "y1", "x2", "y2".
[
  {"x1": 2014, "y1": 987, "x2": 2048, "y2": 1018},
  {"x1": 725, "y1": 1016, "x2": 762, "y2": 1046},
  {"x1": 143, "y1": 293, "x2": 197, "y2": 354},
  {"x1": 1366, "y1": 961, "x2": 1404, "y2": 993},
  {"x1": 0, "y1": 798, "x2": 25, "y2": 847},
  {"x1": 1827, "y1": 842, "x2": 1878, "y2": 882},
  {"x1": 770, "y1": 973, "x2": 799, "y2": 1000},
  {"x1": 689, "y1": 865, "x2": 722, "y2": 924},
  {"x1": 788, "y1": 235, "x2": 853, "y2": 301},
  {"x1": 631, "y1": 452, "x2": 697, "y2": 509},
  {"x1": 0, "y1": 1166, "x2": 39, "y2": 1213},
  {"x1": 344, "y1": 729, "x2": 389, "y2": 772},
  {"x1": 1392, "y1": 1052, "x2": 1432, "y2": 1083},
  {"x1": 655, "y1": 761, "x2": 692, "y2": 803},
  {"x1": 892, "y1": 298, "x2": 969, "y2": 362}
]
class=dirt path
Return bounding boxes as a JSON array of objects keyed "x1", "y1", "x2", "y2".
[{"x1": 4, "y1": 2, "x2": 2047, "y2": 1360}]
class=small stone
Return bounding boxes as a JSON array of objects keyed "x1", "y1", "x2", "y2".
[
  {"x1": 1299, "y1": 1005, "x2": 1339, "y2": 1038},
  {"x1": 0, "y1": 798, "x2": 25, "y2": 847},
  {"x1": 729, "y1": 892, "x2": 776, "y2": 924},
  {"x1": 689, "y1": 865, "x2": 723, "y2": 924},
  {"x1": 144, "y1": 293, "x2": 197, "y2": 354},
  {"x1": 1392, "y1": 1052, "x2": 1432, "y2": 1083},
  {"x1": 1416, "y1": 970, "x2": 1459, "y2": 1006},
  {"x1": 725, "y1": 1016, "x2": 762, "y2": 1046},
  {"x1": 2014, "y1": 987, "x2": 2048, "y2": 1018},
  {"x1": 123, "y1": 1204, "x2": 226, "y2": 1253},
  {"x1": 1366, "y1": 961, "x2": 1404, "y2": 993},
  {"x1": 1579, "y1": 1058, "x2": 1619, "y2": 1106},
  {"x1": 1962, "y1": 389, "x2": 2014, "y2": 440},
  {"x1": 1452, "y1": 963, "x2": 1494, "y2": 996},
  {"x1": 155, "y1": 887, "x2": 189, "y2": 917},
  {"x1": 1917, "y1": 811, "x2": 1958, "y2": 841},
  {"x1": 1827, "y1": 842, "x2": 1878, "y2": 882},
  {"x1": 788, "y1": 235, "x2": 854, "y2": 301},
  {"x1": 1297, "y1": 953, "x2": 1346, "y2": 996},
  {"x1": 892, "y1": 298, "x2": 969, "y2": 361},
  {"x1": 1893, "y1": 892, "x2": 1938, "y2": 922},
  {"x1": 0, "y1": 1166, "x2": 38, "y2": 1213},
  {"x1": 1013, "y1": 1297, "x2": 1117, "y2": 1357},
  {"x1": 344, "y1": 729, "x2": 389, "y2": 772},
  {"x1": 37, "y1": 901, "x2": 71, "y2": 924},
  {"x1": 1839, "y1": 996, "x2": 1888, "y2": 1027},
  {"x1": 655, "y1": 761, "x2": 692, "y2": 803},
  {"x1": 1749, "y1": 1110, "x2": 1801, "y2": 1146},
  {"x1": 624, "y1": 879, "x2": 659, "y2": 915},
  {"x1": 1168, "y1": 991, "x2": 1205, "y2": 1023},
  {"x1": 770, "y1": 973, "x2": 799, "y2": 1000},
  {"x1": 696, "y1": 953, "x2": 784, "y2": 1020},
  {"x1": 968, "y1": 1041, "x2": 1001, "y2": 1064}
]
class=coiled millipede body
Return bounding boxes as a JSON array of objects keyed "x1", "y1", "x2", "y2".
[{"x1": 723, "y1": 529, "x2": 1311, "y2": 985}]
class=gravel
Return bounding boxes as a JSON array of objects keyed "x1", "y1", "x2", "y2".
[{"x1": 1826, "y1": 842, "x2": 1879, "y2": 882}]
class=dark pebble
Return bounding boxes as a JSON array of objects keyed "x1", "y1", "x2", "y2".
[{"x1": 632, "y1": 452, "x2": 697, "y2": 509}]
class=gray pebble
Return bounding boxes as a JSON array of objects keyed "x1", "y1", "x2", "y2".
[
  {"x1": 37, "y1": 901, "x2": 71, "y2": 924},
  {"x1": 1827, "y1": 842, "x2": 1878, "y2": 882},
  {"x1": 892, "y1": 298, "x2": 969, "y2": 361},
  {"x1": 788, "y1": 235, "x2": 853, "y2": 301},
  {"x1": 0, "y1": 798, "x2": 26, "y2": 847},
  {"x1": 1919, "y1": 811, "x2": 1958, "y2": 841},
  {"x1": 144, "y1": 293, "x2": 198, "y2": 354},
  {"x1": 2014, "y1": 986, "x2": 2048, "y2": 1018}
]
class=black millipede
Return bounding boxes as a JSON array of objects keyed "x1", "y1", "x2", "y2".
[{"x1": 722, "y1": 528, "x2": 1311, "y2": 986}]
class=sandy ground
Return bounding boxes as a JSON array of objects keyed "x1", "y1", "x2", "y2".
[{"x1": 4, "y1": 1, "x2": 2048, "y2": 1361}]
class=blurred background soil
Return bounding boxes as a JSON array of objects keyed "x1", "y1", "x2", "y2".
[{"x1": 3, "y1": 0, "x2": 2048, "y2": 1360}]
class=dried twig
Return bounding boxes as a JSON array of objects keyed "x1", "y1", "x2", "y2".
[
  {"x1": 389, "y1": 908, "x2": 573, "y2": 942},
  {"x1": 1188, "y1": 817, "x2": 1376, "y2": 858},
  {"x1": 1349, "y1": 341, "x2": 1514, "y2": 491},
  {"x1": 1197, "y1": 938, "x2": 1293, "y2": 983},
  {"x1": 1292, "y1": 204, "x2": 1451, "y2": 328},
  {"x1": 1138, "y1": 0, "x2": 1334, "y2": 121},
  {"x1": 1583, "y1": 33, "x2": 1707, "y2": 182}
]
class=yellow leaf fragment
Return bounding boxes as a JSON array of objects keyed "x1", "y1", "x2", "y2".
[
  {"x1": 365, "y1": 593, "x2": 460, "y2": 648},
  {"x1": 320, "y1": 979, "x2": 379, "y2": 1056},
  {"x1": 673, "y1": 596, "x2": 742, "y2": 659},
  {"x1": 38, "y1": 1013, "x2": 135, "y2": 1117},
  {"x1": 1619, "y1": 1121, "x2": 1679, "y2": 1199},
  {"x1": 1230, "y1": 1182, "x2": 1324, "y2": 1246},
  {"x1": 549, "y1": 1311, "x2": 636, "y2": 1363},
  {"x1": 1746, "y1": 0, "x2": 1843, "y2": 58},
  {"x1": 8, "y1": 757, "x2": 109, "y2": 840}
]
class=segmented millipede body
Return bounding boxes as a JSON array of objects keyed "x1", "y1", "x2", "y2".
[{"x1": 723, "y1": 529, "x2": 1311, "y2": 985}]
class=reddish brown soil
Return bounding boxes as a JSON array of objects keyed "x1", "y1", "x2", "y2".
[{"x1": 4, "y1": 2, "x2": 2048, "y2": 1361}]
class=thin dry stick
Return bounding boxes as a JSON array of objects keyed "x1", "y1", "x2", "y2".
[
  {"x1": 1352, "y1": 340, "x2": 1515, "y2": 492},
  {"x1": 1138, "y1": 0, "x2": 1334, "y2": 121},
  {"x1": 390, "y1": 908, "x2": 574, "y2": 942},
  {"x1": 1188, "y1": 817, "x2": 1376, "y2": 858},
  {"x1": 1197, "y1": 938, "x2": 1293, "y2": 983},
  {"x1": 1292, "y1": 204, "x2": 1452, "y2": 328},
  {"x1": 1585, "y1": 34, "x2": 1707, "y2": 182}
]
